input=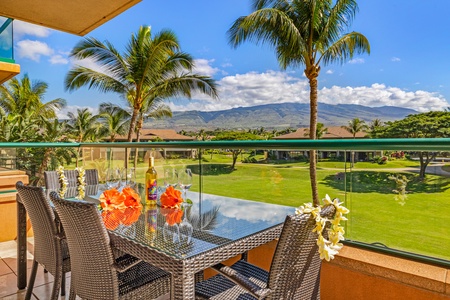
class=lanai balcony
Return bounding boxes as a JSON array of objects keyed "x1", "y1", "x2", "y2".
[{"x1": 0, "y1": 140, "x2": 449, "y2": 299}]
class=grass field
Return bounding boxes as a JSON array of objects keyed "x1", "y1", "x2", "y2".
[{"x1": 83, "y1": 154, "x2": 450, "y2": 261}]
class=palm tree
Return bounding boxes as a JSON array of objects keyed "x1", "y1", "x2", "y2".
[
  {"x1": 67, "y1": 108, "x2": 103, "y2": 166},
  {"x1": 368, "y1": 118, "x2": 384, "y2": 138},
  {"x1": 65, "y1": 25, "x2": 219, "y2": 144},
  {"x1": 304, "y1": 122, "x2": 328, "y2": 139},
  {"x1": 0, "y1": 74, "x2": 66, "y2": 132},
  {"x1": 228, "y1": 0, "x2": 370, "y2": 205},
  {"x1": 98, "y1": 102, "x2": 130, "y2": 142},
  {"x1": 342, "y1": 117, "x2": 368, "y2": 166}
]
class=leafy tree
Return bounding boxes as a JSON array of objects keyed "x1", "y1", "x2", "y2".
[
  {"x1": 65, "y1": 26, "x2": 219, "y2": 143},
  {"x1": 379, "y1": 111, "x2": 450, "y2": 179},
  {"x1": 213, "y1": 131, "x2": 261, "y2": 169},
  {"x1": 228, "y1": 0, "x2": 370, "y2": 205}
]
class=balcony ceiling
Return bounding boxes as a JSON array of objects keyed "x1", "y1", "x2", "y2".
[
  {"x1": 0, "y1": 61, "x2": 20, "y2": 84},
  {"x1": 0, "y1": 0, "x2": 141, "y2": 36}
]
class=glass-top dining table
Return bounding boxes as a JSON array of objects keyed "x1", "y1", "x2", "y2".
[{"x1": 17, "y1": 185, "x2": 294, "y2": 299}]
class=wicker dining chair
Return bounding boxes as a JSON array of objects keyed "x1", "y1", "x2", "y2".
[
  {"x1": 195, "y1": 204, "x2": 336, "y2": 300},
  {"x1": 44, "y1": 169, "x2": 99, "y2": 198},
  {"x1": 16, "y1": 181, "x2": 70, "y2": 300},
  {"x1": 49, "y1": 191, "x2": 171, "y2": 300}
]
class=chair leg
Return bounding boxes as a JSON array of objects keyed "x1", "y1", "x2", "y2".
[
  {"x1": 25, "y1": 260, "x2": 38, "y2": 300},
  {"x1": 50, "y1": 267, "x2": 62, "y2": 300},
  {"x1": 61, "y1": 272, "x2": 66, "y2": 296},
  {"x1": 69, "y1": 280, "x2": 76, "y2": 300}
]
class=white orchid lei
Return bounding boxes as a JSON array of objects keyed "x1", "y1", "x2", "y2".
[
  {"x1": 56, "y1": 166, "x2": 86, "y2": 199},
  {"x1": 295, "y1": 194, "x2": 349, "y2": 261},
  {"x1": 75, "y1": 167, "x2": 86, "y2": 200},
  {"x1": 56, "y1": 166, "x2": 69, "y2": 198}
]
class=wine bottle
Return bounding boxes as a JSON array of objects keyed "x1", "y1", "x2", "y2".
[
  {"x1": 145, "y1": 203, "x2": 158, "y2": 244},
  {"x1": 145, "y1": 157, "x2": 158, "y2": 204}
]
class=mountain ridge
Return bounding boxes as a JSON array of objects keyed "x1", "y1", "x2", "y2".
[{"x1": 145, "y1": 102, "x2": 417, "y2": 130}]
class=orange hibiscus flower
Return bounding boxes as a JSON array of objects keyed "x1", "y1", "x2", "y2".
[
  {"x1": 102, "y1": 210, "x2": 123, "y2": 230},
  {"x1": 99, "y1": 188, "x2": 126, "y2": 211},
  {"x1": 163, "y1": 208, "x2": 183, "y2": 225},
  {"x1": 122, "y1": 207, "x2": 142, "y2": 225},
  {"x1": 122, "y1": 187, "x2": 142, "y2": 208},
  {"x1": 160, "y1": 186, "x2": 183, "y2": 208}
]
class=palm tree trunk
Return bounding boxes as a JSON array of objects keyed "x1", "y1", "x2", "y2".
[
  {"x1": 126, "y1": 107, "x2": 140, "y2": 169},
  {"x1": 36, "y1": 148, "x2": 52, "y2": 185},
  {"x1": 134, "y1": 117, "x2": 143, "y2": 169},
  {"x1": 308, "y1": 71, "x2": 319, "y2": 206}
]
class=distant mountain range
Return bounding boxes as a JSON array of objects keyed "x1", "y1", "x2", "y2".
[{"x1": 145, "y1": 102, "x2": 417, "y2": 130}]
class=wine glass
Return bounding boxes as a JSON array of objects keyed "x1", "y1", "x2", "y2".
[
  {"x1": 122, "y1": 168, "x2": 137, "y2": 190},
  {"x1": 179, "y1": 202, "x2": 193, "y2": 244},
  {"x1": 163, "y1": 167, "x2": 178, "y2": 189},
  {"x1": 106, "y1": 167, "x2": 120, "y2": 189},
  {"x1": 178, "y1": 168, "x2": 192, "y2": 201}
]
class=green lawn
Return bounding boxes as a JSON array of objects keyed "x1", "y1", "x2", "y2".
[{"x1": 82, "y1": 155, "x2": 450, "y2": 260}]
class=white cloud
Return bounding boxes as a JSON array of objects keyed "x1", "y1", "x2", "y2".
[
  {"x1": 57, "y1": 105, "x2": 99, "y2": 119},
  {"x1": 221, "y1": 62, "x2": 232, "y2": 68},
  {"x1": 193, "y1": 59, "x2": 220, "y2": 76},
  {"x1": 49, "y1": 54, "x2": 69, "y2": 65},
  {"x1": 14, "y1": 20, "x2": 51, "y2": 38},
  {"x1": 391, "y1": 57, "x2": 401, "y2": 62},
  {"x1": 167, "y1": 71, "x2": 448, "y2": 113},
  {"x1": 16, "y1": 40, "x2": 53, "y2": 61},
  {"x1": 326, "y1": 70, "x2": 334, "y2": 74},
  {"x1": 348, "y1": 58, "x2": 365, "y2": 64}
]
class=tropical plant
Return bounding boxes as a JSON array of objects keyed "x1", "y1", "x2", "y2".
[
  {"x1": 65, "y1": 25, "x2": 219, "y2": 145},
  {"x1": 228, "y1": 0, "x2": 370, "y2": 205}
]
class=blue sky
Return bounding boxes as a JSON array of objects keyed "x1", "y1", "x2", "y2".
[{"x1": 11, "y1": 0, "x2": 450, "y2": 118}]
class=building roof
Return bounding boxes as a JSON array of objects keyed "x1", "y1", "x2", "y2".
[
  {"x1": 114, "y1": 129, "x2": 195, "y2": 142},
  {"x1": 1, "y1": 0, "x2": 141, "y2": 36},
  {"x1": 273, "y1": 126, "x2": 368, "y2": 140}
]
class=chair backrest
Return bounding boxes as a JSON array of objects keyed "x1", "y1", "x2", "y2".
[
  {"x1": 16, "y1": 181, "x2": 60, "y2": 274},
  {"x1": 267, "y1": 204, "x2": 336, "y2": 300},
  {"x1": 45, "y1": 169, "x2": 99, "y2": 198},
  {"x1": 50, "y1": 191, "x2": 118, "y2": 299}
]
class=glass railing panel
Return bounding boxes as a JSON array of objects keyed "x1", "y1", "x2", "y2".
[
  {"x1": 0, "y1": 17, "x2": 14, "y2": 62},
  {"x1": 344, "y1": 149, "x2": 450, "y2": 261},
  {"x1": 0, "y1": 147, "x2": 17, "y2": 170}
]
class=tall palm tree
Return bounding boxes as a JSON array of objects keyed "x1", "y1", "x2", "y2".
[
  {"x1": 228, "y1": 0, "x2": 370, "y2": 205},
  {"x1": 65, "y1": 25, "x2": 219, "y2": 144},
  {"x1": 98, "y1": 102, "x2": 130, "y2": 142}
]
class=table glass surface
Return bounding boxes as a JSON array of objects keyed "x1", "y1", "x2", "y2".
[{"x1": 84, "y1": 186, "x2": 294, "y2": 260}]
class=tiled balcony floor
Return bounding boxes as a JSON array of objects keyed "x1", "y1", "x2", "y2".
[{"x1": 0, "y1": 238, "x2": 169, "y2": 299}]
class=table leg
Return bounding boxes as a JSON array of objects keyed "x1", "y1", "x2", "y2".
[
  {"x1": 17, "y1": 195, "x2": 27, "y2": 290},
  {"x1": 173, "y1": 273, "x2": 196, "y2": 300}
]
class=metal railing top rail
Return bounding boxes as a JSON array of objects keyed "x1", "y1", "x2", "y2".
[{"x1": 1, "y1": 138, "x2": 450, "y2": 150}]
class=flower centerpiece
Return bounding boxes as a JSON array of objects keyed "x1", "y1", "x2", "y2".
[
  {"x1": 99, "y1": 186, "x2": 143, "y2": 230},
  {"x1": 296, "y1": 194, "x2": 349, "y2": 261},
  {"x1": 159, "y1": 186, "x2": 183, "y2": 225},
  {"x1": 57, "y1": 166, "x2": 85, "y2": 199}
]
